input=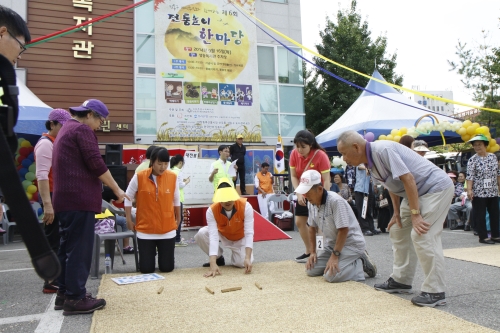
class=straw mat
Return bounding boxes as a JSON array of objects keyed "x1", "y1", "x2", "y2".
[
  {"x1": 90, "y1": 261, "x2": 494, "y2": 333},
  {"x1": 444, "y1": 245, "x2": 500, "y2": 268}
]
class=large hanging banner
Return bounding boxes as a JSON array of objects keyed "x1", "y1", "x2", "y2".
[{"x1": 154, "y1": 0, "x2": 260, "y2": 142}]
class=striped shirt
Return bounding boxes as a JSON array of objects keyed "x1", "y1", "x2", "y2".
[
  {"x1": 367, "y1": 141, "x2": 453, "y2": 198},
  {"x1": 307, "y1": 191, "x2": 365, "y2": 254}
]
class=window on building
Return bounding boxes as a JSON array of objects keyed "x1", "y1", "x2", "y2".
[
  {"x1": 441, "y1": 106, "x2": 444, "y2": 111},
  {"x1": 136, "y1": 0, "x2": 154, "y2": 34},
  {"x1": 279, "y1": 86, "x2": 304, "y2": 113},
  {"x1": 277, "y1": 47, "x2": 303, "y2": 84},
  {"x1": 259, "y1": 84, "x2": 278, "y2": 112},
  {"x1": 261, "y1": 114, "x2": 279, "y2": 136},
  {"x1": 137, "y1": 35, "x2": 155, "y2": 64},
  {"x1": 136, "y1": 77, "x2": 156, "y2": 135},
  {"x1": 258, "y1": 46, "x2": 275, "y2": 81},
  {"x1": 136, "y1": 110, "x2": 157, "y2": 135},
  {"x1": 432, "y1": 106, "x2": 435, "y2": 111},
  {"x1": 280, "y1": 115, "x2": 305, "y2": 137}
]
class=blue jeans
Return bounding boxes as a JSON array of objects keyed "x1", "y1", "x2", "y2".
[{"x1": 115, "y1": 215, "x2": 128, "y2": 232}]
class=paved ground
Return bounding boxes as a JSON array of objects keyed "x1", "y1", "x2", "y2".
[{"x1": 0, "y1": 226, "x2": 499, "y2": 332}]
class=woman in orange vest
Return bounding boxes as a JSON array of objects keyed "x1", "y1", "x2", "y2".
[
  {"x1": 125, "y1": 147, "x2": 181, "y2": 273},
  {"x1": 254, "y1": 162, "x2": 274, "y2": 220},
  {"x1": 194, "y1": 178, "x2": 254, "y2": 277}
]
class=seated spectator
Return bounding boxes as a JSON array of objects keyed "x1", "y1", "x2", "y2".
[
  {"x1": 114, "y1": 206, "x2": 136, "y2": 253},
  {"x1": 448, "y1": 191, "x2": 472, "y2": 231}
]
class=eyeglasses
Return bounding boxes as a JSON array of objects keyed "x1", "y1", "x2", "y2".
[
  {"x1": 7, "y1": 31, "x2": 26, "y2": 56},
  {"x1": 91, "y1": 110, "x2": 105, "y2": 124}
]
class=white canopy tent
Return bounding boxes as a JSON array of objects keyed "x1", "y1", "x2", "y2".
[
  {"x1": 14, "y1": 79, "x2": 52, "y2": 136},
  {"x1": 316, "y1": 70, "x2": 461, "y2": 154}
]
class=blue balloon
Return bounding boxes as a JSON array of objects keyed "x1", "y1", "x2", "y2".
[
  {"x1": 19, "y1": 168, "x2": 28, "y2": 178},
  {"x1": 22, "y1": 159, "x2": 32, "y2": 168},
  {"x1": 27, "y1": 153, "x2": 34, "y2": 161},
  {"x1": 37, "y1": 208, "x2": 43, "y2": 216}
]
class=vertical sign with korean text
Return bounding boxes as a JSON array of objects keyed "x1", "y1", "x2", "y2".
[{"x1": 155, "y1": 0, "x2": 260, "y2": 142}]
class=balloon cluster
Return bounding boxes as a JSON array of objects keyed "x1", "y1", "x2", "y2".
[
  {"x1": 378, "y1": 127, "x2": 409, "y2": 142},
  {"x1": 457, "y1": 120, "x2": 499, "y2": 152},
  {"x1": 15, "y1": 138, "x2": 39, "y2": 201}
]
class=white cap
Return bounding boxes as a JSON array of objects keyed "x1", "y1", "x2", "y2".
[
  {"x1": 295, "y1": 170, "x2": 322, "y2": 194},
  {"x1": 413, "y1": 145, "x2": 430, "y2": 152}
]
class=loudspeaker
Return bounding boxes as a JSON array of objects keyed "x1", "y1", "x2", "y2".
[
  {"x1": 102, "y1": 165, "x2": 127, "y2": 201},
  {"x1": 105, "y1": 144, "x2": 123, "y2": 166}
]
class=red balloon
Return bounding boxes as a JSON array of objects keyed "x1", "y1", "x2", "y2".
[
  {"x1": 17, "y1": 165, "x2": 23, "y2": 171},
  {"x1": 28, "y1": 147, "x2": 34, "y2": 153},
  {"x1": 19, "y1": 147, "x2": 29, "y2": 157},
  {"x1": 31, "y1": 192, "x2": 38, "y2": 202},
  {"x1": 17, "y1": 155, "x2": 25, "y2": 164}
]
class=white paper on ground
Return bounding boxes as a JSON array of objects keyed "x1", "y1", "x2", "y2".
[{"x1": 111, "y1": 273, "x2": 165, "y2": 285}]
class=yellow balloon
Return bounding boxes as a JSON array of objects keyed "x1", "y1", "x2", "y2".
[
  {"x1": 400, "y1": 127, "x2": 407, "y2": 135},
  {"x1": 390, "y1": 129, "x2": 398, "y2": 136},
  {"x1": 461, "y1": 134, "x2": 471, "y2": 142},
  {"x1": 386, "y1": 134, "x2": 394, "y2": 141},
  {"x1": 471, "y1": 122, "x2": 480, "y2": 129},
  {"x1": 493, "y1": 144, "x2": 500, "y2": 152},
  {"x1": 489, "y1": 139, "x2": 496, "y2": 147},
  {"x1": 20, "y1": 140, "x2": 32, "y2": 148},
  {"x1": 462, "y1": 120, "x2": 472, "y2": 128},
  {"x1": 26, "y1": 192, "x2": 32, "y2": 200},
  {"x1": 27, "y1": 185, "x2": 37, "y2": 194},
  {"x1": 457, "y1": 127, "x2": 467, "y2": 136},
  {"x1": 486, "y1": 133, "x2": 491, "y2": 140},
  {"x1": 466, "y1": 126, "x2": 476, "y2": 135},
  {"x1": 394, "y1": 135, "x2": 401, "y2": 142},
  {"x1": 379, "y1": 135, "x2": 387, "y2": 140},
  {"x1": 480, "y1": 126, "x2": 489, "y2": 133},
  {"x1": 396, "y1": 131, "x2": 402, "y2": 137},
  {"x1": 475, "y1": 127, "x2": 485, "y2": 134}
]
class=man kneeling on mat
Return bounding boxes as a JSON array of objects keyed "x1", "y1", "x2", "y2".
[
  {"x1": 195, "y1": 178, "x2": 254, "y2": 277},
  {"x1": 296, "y1": 170, "x2": 377, "y2": 283}
]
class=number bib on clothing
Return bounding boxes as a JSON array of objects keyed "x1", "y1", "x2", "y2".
[
  {"x1": 316, "y1": 235, "x2": 323, "y2": 252},
  {"x1": 484, "y1": 178, "x2": 493, "y2": 189},
  {"x1": 361, "y1": 196, "x2": 368, "y2": 219}
]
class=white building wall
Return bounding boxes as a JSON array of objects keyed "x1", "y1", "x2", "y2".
[
  {"x1": 256, "y1": 0, "x2": 302, "y2": 45},
  {"x1": 408, "y1": 90, "x2": 455, "y2": 116}
]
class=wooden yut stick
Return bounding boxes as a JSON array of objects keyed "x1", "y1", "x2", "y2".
[
  {"x1": 205, "y1": 286, "x2": 215, "y2": 295},
  {"x1": 255, "y1": 282, "x2": 262, "y2": 290},
  {"x1": 221, "y1": 287, "x2": 242, "y2": 293},
  {"x1": 157, "y1": 286, "x2": 164, "y2": 294}
]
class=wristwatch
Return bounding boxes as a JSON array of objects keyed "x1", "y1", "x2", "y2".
[
  {"x1": 332, "y1": 250, "x2": 341, "y2": 257},
  {"x1": 410, "y1": 209, "x2": 420, "y2": 215}
]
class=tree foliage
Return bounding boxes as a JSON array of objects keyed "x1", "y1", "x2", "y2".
[
  {"x1": 304, "y1": 0, "x2": 403, "y2": 136},
  {"x1": 448, "y1": 32, "x2": 500, "y2": 134}
]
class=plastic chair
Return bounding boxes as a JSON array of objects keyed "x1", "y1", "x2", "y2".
[
  {"x1": 90, "y1": 202, "x2": 139, "y2": 279},
  {"x1": 267, "y1": 194, "x2": 293, "y2": 222},
  {"x1": 1, "y1": 204, "x2": 17, "y2": 245}
]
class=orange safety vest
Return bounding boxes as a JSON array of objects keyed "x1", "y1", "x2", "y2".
[
  {"x1": 135, "y1": 168, "x2": 178, "y2": 234},
  {"x1": 256, "y1": 171, "x2": 273, "y2": 194},
  {"x1": 211, "y1": 198, "x2": 247, "y2": 241}
]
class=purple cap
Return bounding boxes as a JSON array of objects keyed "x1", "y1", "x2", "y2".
[
  {"x1": 48, "y1": 108, "x2": 71, "y2": 125},
  {"x1": 69, "y1": 99, "x2": 109, "y2": 118}
]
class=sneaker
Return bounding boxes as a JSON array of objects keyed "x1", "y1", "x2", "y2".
[
  {"x1": 55, "y1": 292, "x2": 92, "y2": 311},
  {"x1": 359, "y1": 251, "x2": 377, "y2": 278},
  {"x1": 175, "y1": 240, "x2": 188, "y2": 247},
  {"x1": 63, "y1": 294, "x2": 106, "y2": 316},
  {"x1": 374, "y1": 277, "x2": 413, "y2": 294},
  {"x1": 0, "y1": 227, "x2": 5, "y2": 235},
  {"x1": 411, "y1": 292, "x2": 446, "y2": 307},
  {"x1": 43, "y1": 281, "x2": 59, "y2": 294},
  {"x1": 295, "y1": 253, "x2": 310, "y2": 263},
  {"x1": 123, "y1": 246, "x2": 135, "y2": 254},
  {"x1": 202, "y1": 256, "x2": 225, "y2": 267},
  {"x1": 464, "y1": 225, "x2": 471, "y2": 231},
  {"x1": 450, "y1": 224, "x2": 464, "y2": 230}
]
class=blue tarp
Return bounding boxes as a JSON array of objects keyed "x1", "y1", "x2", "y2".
[{"x1": 13, "y1": 80, "x2": 52, "y2": 136}]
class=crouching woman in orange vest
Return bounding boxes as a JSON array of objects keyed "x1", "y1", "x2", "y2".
[
  {"x1": 195, "y1": 178, "x2": 254, "y2": 277},
  {"x1": 125, "y1": 147, "x2": 180, "y2": 273}
]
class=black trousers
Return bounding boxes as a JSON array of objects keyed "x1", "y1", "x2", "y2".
[
  {"x1": 138, "y1": 237, "x2": 175, "y2": 273},
  {"x1": 236, "y1": 163, "x2": 246, "y2": 193},
  {"x1": 56, "y1": 211, "x2": 95, "y2": 300},
  {"x1": 354, "y1": 191, "x2": 375, "y2": 232},
  {"x1": 175, "y1": 203, "x2": 183, "y2": 242},
  {"x1": 472, "y1": 197, "x2": 499, "y2": 240},
  {"x1": 40, "y1": 193, "x2": 60, "y2": 253}
]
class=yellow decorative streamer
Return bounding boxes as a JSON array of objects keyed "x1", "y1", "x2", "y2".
[{"x1": 231, "y1": 2, "x2": 500, "y2": 114}]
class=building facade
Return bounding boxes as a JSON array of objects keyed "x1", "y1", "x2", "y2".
[
  {"x1": 8, "y1": 0, "x2": 304, "y2": 147},
  {"x1": 405, "y1": 89, "x2": 454, "y2": 116}
]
